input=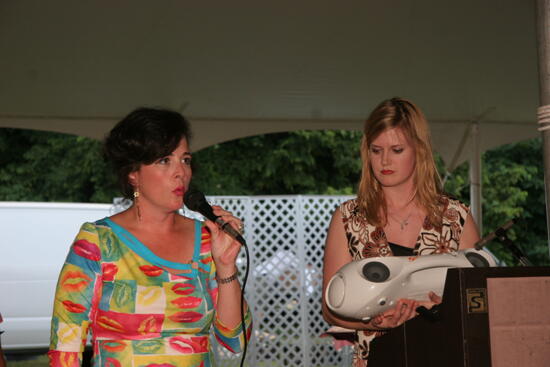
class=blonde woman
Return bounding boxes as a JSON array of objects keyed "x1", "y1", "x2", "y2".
[{"x1": 322, "y1": 97, "x2": 479, "y2": 366}]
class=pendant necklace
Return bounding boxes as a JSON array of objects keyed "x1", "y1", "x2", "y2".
[
  {"x1": 389, "y1": 211, "x2": 413, "y2": 230},
  {"x1": 388, "y1": 196, "x2": 416, "y2": 231}
]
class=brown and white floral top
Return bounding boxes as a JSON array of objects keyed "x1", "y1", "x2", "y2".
[{"x1": 339, "y1": 195, "x2": 469, "y2": 366}]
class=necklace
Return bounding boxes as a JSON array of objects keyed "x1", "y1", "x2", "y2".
[
  {"x1": 389, "y1": 211, "x2": 413, "y2": 230},
  {"x1": 387, "y1": 191, "x2": 417, "y2": 230}
]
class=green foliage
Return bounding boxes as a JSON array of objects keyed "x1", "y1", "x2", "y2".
[
  {"x1": 191, "y1": 130, "x2": 363, "y2": 195},
  {"x1": 0, "y1": 128, "x2": 547, "y2": 265},
  {"x1": 195, "y1": 131, "x2": 548, "y2": 265},
  {"x1": 0, "y1": 128, "x2": 118, "y2": 202},
  {"x1": 442, "y1": 138, "x2": 548, "y2": 266},
  {"x1": 6, "y1": 354, "x2": 48, "y2": 367}
]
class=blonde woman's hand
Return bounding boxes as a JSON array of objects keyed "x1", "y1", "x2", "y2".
[
  {"x1": 370, "y1": 298, "x2": 420, "y2": 329},
  {"x1": 416, "y1": 291, "x2": 442, "y2": 310},
  {"x1": 371, "y1": 292, "x2": 442, "y2": 330}
]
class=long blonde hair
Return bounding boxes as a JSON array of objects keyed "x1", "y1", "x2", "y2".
[{"x1": 357, "y1": 97, "x2": 443, "y2": 227}]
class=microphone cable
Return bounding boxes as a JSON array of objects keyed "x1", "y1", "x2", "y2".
[
  {"x1": 183, "y1": 189, "x2": 250, "y2": 365},
  {"x1": 238, "y1": 239, "x2": 250, "y2": 367}
]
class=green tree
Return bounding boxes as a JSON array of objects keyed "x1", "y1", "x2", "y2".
[
  {"x1": 1, "y1": 128, "x2": 547, "y2": 265},
  {"x1": 0, "y1": 128, "x2": 117, "y2": 202},
  {"x1": 191, "y1": 130, "x2": 362, "y2": 195},
  {"x1": 442, "y1": 138, "x2": 548, "y2": 266}
]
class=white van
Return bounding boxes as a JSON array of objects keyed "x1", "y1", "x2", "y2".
[{"x1": 0, "y1": 202, "x2": 112, "y2": 352}]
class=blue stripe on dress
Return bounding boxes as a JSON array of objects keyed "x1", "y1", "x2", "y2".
[{"x1": 101, "y1": 217, "x2": 204, "y2": 277}]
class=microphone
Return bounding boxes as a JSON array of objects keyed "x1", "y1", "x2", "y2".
[
  {"x1": 474, "y1": 219, "x2": 516, "y2": 250},
  {"x1": 184, "y1": 189, "x2": 246, "y2": 246}
]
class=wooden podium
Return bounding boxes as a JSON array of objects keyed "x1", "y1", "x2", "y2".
[{"x1": 367, "y1": 267, "x2": 550, "y2": 367}]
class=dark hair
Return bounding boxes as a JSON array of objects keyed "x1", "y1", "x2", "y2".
[{"x1": 104, "y1": 107, "x2": 192, "y2": 199}]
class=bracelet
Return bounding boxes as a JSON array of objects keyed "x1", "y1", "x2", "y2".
[{"x1": 216, "y1": 271, "x2": 239, "y2": 284}]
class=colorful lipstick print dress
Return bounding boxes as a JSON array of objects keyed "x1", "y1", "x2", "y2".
[{"x1": 48, "y1": 218, "x2": 252, "y2": 367}]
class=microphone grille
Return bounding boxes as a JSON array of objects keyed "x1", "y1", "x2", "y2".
[{"x1": 183, "y1": 189, "x2": 206, "y2": 212}]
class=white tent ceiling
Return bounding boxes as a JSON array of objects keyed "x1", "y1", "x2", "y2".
[{"x1": 0, "y1": 0, "x2": 540, "y2": 167}]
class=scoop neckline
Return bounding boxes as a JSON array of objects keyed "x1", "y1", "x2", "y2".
[{"x1": 102, "y1": 217, "x2": 202, "y2": 274}]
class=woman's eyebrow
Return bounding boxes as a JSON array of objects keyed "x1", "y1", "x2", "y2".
[{"x1": 370, "y1": 144, "x2": 404, "y2": 148}]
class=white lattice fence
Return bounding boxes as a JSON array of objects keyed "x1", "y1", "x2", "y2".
[{"x1": 190, "y1": 195, "x2": 354, "y2": 367}]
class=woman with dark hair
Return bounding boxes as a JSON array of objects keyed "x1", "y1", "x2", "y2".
[
  {"x1": 0, "y1": 312, "x2": 6, "y2": 367},
  {"x1": 322, "y1": 98, "x2": 479, "y2": 366},
  {"x1": 48, "y1": 108, "x2": 252, "y2": 367}
]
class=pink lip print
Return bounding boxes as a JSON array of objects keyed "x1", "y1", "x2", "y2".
[
  {"x1": 171, "y1": 283, "x2": 195, "y2": 295},
  {"x1": 171, "y1": 296, "x2": 202, "y2": 309},
  {"x1": 73, "y1": 239, "x2": 101, "y2": 261},
  {"x1": 105, "y1": 358, "x2": 122, "y2": 367},
  {"x1": 102, "y1": 263, "x2": 118, "y2": 281},
  {"x1": 168, "y1": 311, "x2": 203, "y2": 323},
  {"x1": 61, "y1": 271, "x2": 92, "y2": 292},
  {"x1": 103, "y1": 341, "x2": 127, "y2": 353},
  {"x1": 139, "y1": 265, "x2": 164, "y2": 277},
  {"x1": 169, "y1": 336, "x2": 208, "y2": 354},
  {"x1": 61, "y1": 300, "x2": 86, "y2": 313}
]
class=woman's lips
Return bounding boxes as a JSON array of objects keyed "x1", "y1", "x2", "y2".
[
  {"x1": 173, "y1": 187, "x2": 184, "y2": 196},
  {"x1": 381, "y1": 170, "x2": 394, "y2": 175}
]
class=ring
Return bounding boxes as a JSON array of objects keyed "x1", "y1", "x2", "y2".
[{"x1": 238, "y1": 223, "x2": 244, "y2": 232}]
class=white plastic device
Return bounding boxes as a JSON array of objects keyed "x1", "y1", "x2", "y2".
[{"x1": 325, "y1": 249, "x2": 496, "y2": 321}]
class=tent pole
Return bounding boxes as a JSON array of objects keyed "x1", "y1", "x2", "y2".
[
  {"x1": 469, "y1": 122, "x2": 482, "y2": 235},
  {"x1": 536, "y1": 0, "x2": 550, "y2": 254}
]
